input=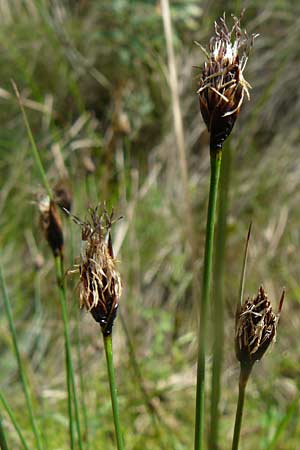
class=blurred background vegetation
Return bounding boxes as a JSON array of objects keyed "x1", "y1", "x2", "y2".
[{"x1": 1, "y1": 0, "x2": 300, "y2": 449}]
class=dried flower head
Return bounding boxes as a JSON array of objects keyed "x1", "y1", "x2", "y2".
[
  {"x1": 38, "y1": 195, "x2": 64, "y2": 258},
  {"x1": 76, "y1": 206, "x2": 122, "y2": 336},
  {"x1": 197, "y1": 13, "x2": 257, "y2": 151},
  {"x1": 235, "y1": 286, "x2": 284, "y2": 369}
]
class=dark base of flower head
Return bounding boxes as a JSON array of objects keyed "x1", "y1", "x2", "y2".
[
  {"x1": 46, "y1": 201, "x2": 64, "y2": 258},
  {"x1": 91, "y1": 303, "x2": 119, "y2": 336},
  {"x1": 210, "y1": 112, "x2": 237, "y2": 152}
]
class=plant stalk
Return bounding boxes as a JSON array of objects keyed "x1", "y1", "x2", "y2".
[
  {"x1": 0, "y1": 266, "x2": 43, "y2": 450},
  {"x1": 209, "y1": 144, "x2": 231, "y2": 449},
  {"x1": 12, "y1": 81, "x2": 52, "y2": 198},
  {"x1": 54, "y1": 256, "x2": 83, "y2": 450},
  {"x1": 194, "y1": 148, "x2": 222, "y2": 450},
  {"x1": 0, "y1": 415, "x2": 9, "y2": 450},
  {"x1": 103, "y1": 334, "x2": 125, "y2": 450},
  {"x1": 0, "y1": 391, "x2": 30, "y2": 450},
  {"x1": 231, "y1": 364, "x2": 252, "y2": 450}
]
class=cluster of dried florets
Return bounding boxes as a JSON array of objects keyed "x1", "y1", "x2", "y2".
[
  {"x1": 235, "y1": 286, "x2": 284, "y2": 369},
  {"x1": 77, "y1": 207, "x2": 122, "y2": 336},
  {"x1": 197, "y1": 14, "x2": 258, "y2": 151}
]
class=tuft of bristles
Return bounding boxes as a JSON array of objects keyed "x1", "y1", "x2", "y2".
[
  {"x1": 197, "y1": 13, "x2": 258, "y2": 151},
  {"x1": 235, "y1": 286, "x2": 284, "y2": 369},
  {"x1": 75, "y1": 206, "x2": 122, "y2": 336}
]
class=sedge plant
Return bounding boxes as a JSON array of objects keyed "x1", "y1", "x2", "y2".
[
  {"x1": 194, "y1": 14, "x2": 256, "y2": 450},
  {"x1": 73, "y1": 206, "x2": 125, "y2": 450},
  {"x1": 232, "y1": 227, "x2": 285, "y2": 450}
]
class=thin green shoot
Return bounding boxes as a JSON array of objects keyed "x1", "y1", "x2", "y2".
[
  {"x1": 0, "y1": 265, "x2": 43, "y2": 450},
  {"x1": 0, "y1": 391, "x2": 30, "y2": 450},
  {"x1": 11, "y1": 80, "x2": 52, "y2": 199},
  {"x1": 0, "y1": 415, "x2": 9, "y2": 450}
]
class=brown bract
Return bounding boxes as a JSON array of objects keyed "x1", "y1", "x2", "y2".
[
  {"x1": 78, "y1": 207, "x2": 122, "y2": 336},
  {"x1": 197, "y1": 14, "x2": 256, "y2": 151},
  {"x1": 38, "y1": 196, "x2": 64, "y2": 258},
  {"x1": 235, "y1": 286, "x2": 284, "y2": 369}
]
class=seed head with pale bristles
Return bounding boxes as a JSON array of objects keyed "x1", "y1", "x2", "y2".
[
  {"x1": 197, "y1": 13, "x2": 258, "y2": 151},
  {"x1": 76, "y1": 207, "x2": 122, "y2": 336}
]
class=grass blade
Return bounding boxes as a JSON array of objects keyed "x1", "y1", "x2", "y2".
[
  {"x1": 0, "y1": 391, "x2": 30, "y2": 450},
  {"x1": 0, "y1": 265, "x2": 43, "y2": 450},
  {"x1": 0, "y1": 415, "x2": 9, "y2": 450}
]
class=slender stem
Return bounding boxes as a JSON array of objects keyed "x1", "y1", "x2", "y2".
[
  {"x1": 70, "y1": 218, "x2": 90, "y2": 450},
  {"x1": 209, "y1": 144, "x2": 231, "y2": 449},
  {"x1": 0, "y1": 266, "x2": 43, "y2": 450},
  {"x1": 11, "y1": 81, "x2": 52, "y2": 198},
  {"x1": 194, "y1": 148, "x2": 222, "y2": 450},
  {"x1": 231, "y1": 365, "x2": 252, "y2": 450},
  {"x1": 103, "y1": 334, "x2": 125, "y2": 450},
  {"x1": 0, "y1": 415, "x2": 9, "y2": 450},
  {"x1": 75, "y1": 307, "x2": 89, "y2": 449},
  {"x1": 0, "y1": 391, "x2": 30, "y2": 450},
  {"x1": 54, "y1": 256, "x2": 83, "y2": 450}
]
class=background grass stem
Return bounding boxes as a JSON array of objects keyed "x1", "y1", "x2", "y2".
[
  {"x1": 103, "y1": 335, "x2": 125, "y2": 450},
  {"x1": 12, "y1": 81, "x2": 52, "y2": 198},
  {"x1": 0, "y1": 391, "x2": 30, "y2": 450},
  {"x1": 194, "y1": 148, "x2": 222, "y2": 450},
  {"x1": 0, "y1": 265, "x2": 43, "y2": 450},
  {"x1": 0, "y1": 415, "x2": 9, "y2": 450}
]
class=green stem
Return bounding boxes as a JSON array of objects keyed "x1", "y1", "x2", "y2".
[
  {"x1": 12, "y1": 81, "x2": 52, "y2": 198},
  {"x1": 0, "y1": 415, "x2": 9, "y2": 450},
  {"x1": 231, "y1": 365, "x2": 252, "y2": 450},
  {"x1": 0, "y1": 266, "x2": 43, "y2": 450},
  {"x1": 54, "y1": 256, "x2": 83, "y2": 450},
  {"x1": 75, "y1": 307, "x2": 89, "y2": 449},
  {"x1": 103, "y1": 334, "x2": 125, "y2": 450},
  {"x1": 209, "y1": 144, "x2": 231, "y2": 449},
  {"x1": 0, "y1": 391, "x2": 30, "y2": 450},
  {"x1": 70, "y1": 219, "x2": 89, "y2": 450},
  {"x1": 194, "y1": 148, "x2": 222, "y2": 450}
]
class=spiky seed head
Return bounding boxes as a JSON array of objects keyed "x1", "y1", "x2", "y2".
[
  {"x1": 38, "y1": 195, "x2": 64, "y2": 258},
  {"x1": 197, "y1": 13, "x2": 257, "y2": 151},
  {"x1": 235, "y1": 286, "x2": 284, "y2": 370},
  {"x1": 77, "y1": 206, "x2": 122, "y2": 336}
]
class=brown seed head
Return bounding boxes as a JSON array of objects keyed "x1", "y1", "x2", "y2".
[
  {"x1": 235, "y1": 286, "x2": 284, "y2": 369},
  {"x1": 77, "y1": 206, "x2": 122, "y2": 336},
  {"x1": 197, "y1": 13, "x2": 257, "y2": 151},
  {"x1": 38, "y1": 196, "x2": 64, "y2": 258}
]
